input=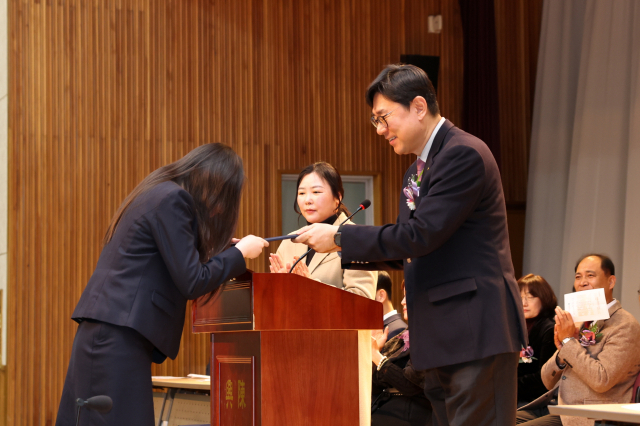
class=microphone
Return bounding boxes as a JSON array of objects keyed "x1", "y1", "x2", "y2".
[
  {"x1": 288, "y1": 199, "x2": 371, "y2": 273},
  {"x1": 343, "y1": 199, "x2": 371, "y2": 224},
  {"x1": 76, "y1": 396, "x2": 113, "y2": 426}
]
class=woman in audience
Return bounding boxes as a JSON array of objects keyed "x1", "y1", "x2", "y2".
[
  {"x1": 517, "y1": 274, "x2": 558, "y2": 405},
  {"x1": 371, "y1": 284, "x2": 432, "y2": 426},
  {"x1": 269, "y1": 162, "x2": 376, "y2": 299}
]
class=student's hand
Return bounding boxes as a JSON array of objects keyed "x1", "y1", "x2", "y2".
[
  {"x1": 291, "y1": 256, "x2": 311, "y2": 278},
  {"x1": 293, "y1": 224, "x2": 340, "y2": 253},
  {"x1": 269, "y1": 253, "x2": 291, "y2": 274},
  {"x1": 371, "y1": 327, "x2": 389, "y2": 351},
  {"x1": 554, "y1": 307, "x2": 579, "y2": 342},
  {"x1": 235, "y1": 235, "x2": 269, "y2": 259}
]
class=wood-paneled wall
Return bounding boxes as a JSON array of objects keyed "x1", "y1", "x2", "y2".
[
  {"x1": 7, "y1": 0, "x2": 464, "y2": 424},
  {"x1": 494, "y1": 0, "x2": 544, "y2": 203}
]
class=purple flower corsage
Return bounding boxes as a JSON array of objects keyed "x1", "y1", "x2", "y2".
[
  {"x1": 579, "y1": 323, "x2": 602, "y2": 347},
  {"x1": 519, "y1": 346, "x2": 536, "y2": 363},
  {"x1": 403, "y1": 175, "x2": 420, "y2": 210},
  {"x1": 400, "y1": 330, "x2": 410, "y2": 352}
]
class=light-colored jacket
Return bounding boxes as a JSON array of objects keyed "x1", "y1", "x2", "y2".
[
  {"x1": 541, "y1": 301, "x2": 640, "y2": 426},
  {"x1": 276, "y1": 213, "x2": 377, "y2": 299}
]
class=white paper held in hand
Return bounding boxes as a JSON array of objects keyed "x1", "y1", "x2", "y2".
[{"x1": 564, "y1": 288, "x2": 610, "y2": 323}]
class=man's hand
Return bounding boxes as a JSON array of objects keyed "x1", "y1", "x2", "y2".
[
  {"x1": 553, "y1": 325, "x2": 562, "y2": 349},
  {"x1": 554, "y1": 307, "x2": 579, "y2": 342},
  {"x1": 293, "y1": 224, "x2": 340, "y2": 253}
]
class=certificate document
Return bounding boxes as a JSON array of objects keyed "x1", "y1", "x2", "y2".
[{"x1": 564, "y1": 288, "x2": 610, "y2": 323}]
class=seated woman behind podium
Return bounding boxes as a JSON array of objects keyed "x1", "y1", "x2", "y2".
[
  {"x1": 269, "y1": 162, "x2": 376, "y2": 299},
  {"x1": 56, "y1": 143, "x2": 268, "y2": 426},
  {"x1": 517, "y1": 274, "x2": 558, "y2": 405},
  {"x1": 371, "y1": 283, "x2": 432, "y2": 426}
]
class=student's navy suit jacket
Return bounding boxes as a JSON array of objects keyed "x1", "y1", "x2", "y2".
[{"x1": 72, "y1": 181, "x2": 246, "y2": 360}]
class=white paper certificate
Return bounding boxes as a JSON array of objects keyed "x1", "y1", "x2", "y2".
[{"x1": 564, "y1": 288, "x2": 610, "y2": 323}]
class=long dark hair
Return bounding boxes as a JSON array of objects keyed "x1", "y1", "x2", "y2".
[
  {"x1": 293, "y1": 162, "x2": 351, "y2": 218},
  {"x1": 103, "y1": 143, "x2": 245, "y2": 262}
]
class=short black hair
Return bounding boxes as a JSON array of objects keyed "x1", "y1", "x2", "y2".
[
  {"x1": 575, "y1": 254, "x2": 615, "y2": 276},
  {"x1": 376, "y1": 271, "x2": 393, "y2": 299},
  {"x1": 365, "y1": 64, "x2": 440, "y2": 116},
  {"x1": 517, "y1": 274, "x2": 558, "y2": 319}
]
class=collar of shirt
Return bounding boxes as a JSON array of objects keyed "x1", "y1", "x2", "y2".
[
  {"x1": 383, "y1": 310, "x2": 398, "y2": 321},
  {"x1": 418, "y1": 116, "x2": 446, "y2": 163},
  {"x1": 607, "y1": 298, "x2": 617, "y2": 310}
]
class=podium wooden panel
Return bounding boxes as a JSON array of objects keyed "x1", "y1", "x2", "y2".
[{"x1": 192, "y1": 271, "x2": 382, "y2": 426}]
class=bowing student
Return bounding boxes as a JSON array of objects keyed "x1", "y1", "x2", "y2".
[
  {"x1": 56, "y1": 143, "x2": 268, "y2": 426},
  {"x1": 269, "y1": 162, "x2": 376, "y2": 299}
]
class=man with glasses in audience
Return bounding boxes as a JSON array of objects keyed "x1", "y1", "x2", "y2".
[{"x1": 294, "y1": 64, "x2": 526, "y2": 426}]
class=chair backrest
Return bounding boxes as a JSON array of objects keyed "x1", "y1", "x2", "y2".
[{"x1": 633, "y1": 371, "x2": 640, "y2": 403}]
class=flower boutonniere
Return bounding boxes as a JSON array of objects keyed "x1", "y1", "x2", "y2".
[
  {"x1": 579, "y1": 323, "x2": 603, "y2": 347},
  {"x1": 403, "y1": 175, "x2": 420, "y2": 210},
  {"x1": 399, "y1": 330, "x2": 410, "y2": 352},
  {"x1": 519, "y1": 346, "x2": 537, "y2": 363}
]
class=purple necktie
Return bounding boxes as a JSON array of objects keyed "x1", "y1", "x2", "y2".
[{"x1": 417, "y1": 158, "x2": 426, "y2": 183}]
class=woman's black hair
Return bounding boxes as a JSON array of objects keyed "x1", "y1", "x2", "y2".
[
  {"x1": 293, "y1": 162, "x2": 351, "y2": 218},
  {"x1": 104, "y1": 143, "x2": 244, "y2": 262}
]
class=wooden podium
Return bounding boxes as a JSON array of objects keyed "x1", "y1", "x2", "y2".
[{"x1": 192, "y1": 271, "x2": 382, "y2": 426}]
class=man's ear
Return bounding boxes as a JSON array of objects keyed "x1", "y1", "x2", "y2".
[
  {"x1": 608, "y1": 275, "x2": 616, "y2": 291},
  {"x1": 375, "y1": 289, "x2": 387, "y2": 303},
  {"x1": 412, "y1": 96, "x2": 429, "y2": 120}
]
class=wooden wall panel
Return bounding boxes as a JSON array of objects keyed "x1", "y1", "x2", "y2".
[
  {"x1": 8, "y1": 0, "x2": 463, "y2": 424},
  {"x1": 494, "y1": 0, "x2": 544, "y2": 203}
]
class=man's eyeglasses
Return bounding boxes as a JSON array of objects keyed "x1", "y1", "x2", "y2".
[{"x1": 370, "y1": 108, "x2": 398, "y2": 129}]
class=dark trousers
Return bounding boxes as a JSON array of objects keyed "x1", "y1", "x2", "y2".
[
  {"x1": 516, "y1": 409, "x2": 562, "y2": 426},
  {"x1": 423, "y1": 352, "x2": 519, "y2": 426},
  {"x1": 372, "y1": 394, "x2": 433, "y2": 426},
  {"x1": 55, "y1": 320, "x2": 156, "y2": 426}
]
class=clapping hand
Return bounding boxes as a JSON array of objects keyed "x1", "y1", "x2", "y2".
[
  {"x1": 269, "y1": 253, "x2": 291, "y2": 274},
  {"x1": 290, "y1": 256, "x2": 311, "y2": 278},
  {"x1": 371, "y1": 327, "x2": 389, "y2": 366},
  {"x1": 554, "y1": 306, "x2": 580, "y2": 344},
  {"x1": 371, "y1": 327, "x2": 389, "y2": 351}
]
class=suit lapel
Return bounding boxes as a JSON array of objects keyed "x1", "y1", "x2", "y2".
[
  {"x1": 416, "y1": 119, "x2": 455, "y2": 202},
  {"x1": 309, "y1": 252, "x2": 337, "y2": 274},
  {"x1": 594, "y1": 301, "x2": 622, "y2": 331},
  {"x1": 308, "y1": 213, "x2": 346, "y2": 273}
]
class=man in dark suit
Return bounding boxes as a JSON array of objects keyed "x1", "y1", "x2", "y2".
[
  {"x1": 295, "y1": 64, "x2": 527, "y2": 426},
  {"x1": 376, "y1": 271, "x2": 407, "y2": 341}
]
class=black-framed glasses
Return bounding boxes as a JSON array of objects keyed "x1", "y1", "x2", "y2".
[{"x1": 370, "y1": 108, "x2": 398, "y2": 129}]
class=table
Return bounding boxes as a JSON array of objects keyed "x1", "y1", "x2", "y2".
[
  {"x1": 152, "y1": 377, "x2": 211, "y2": 426},
  {"x1": 549, "y1": 403, "x2": 640, "y2": 425}
]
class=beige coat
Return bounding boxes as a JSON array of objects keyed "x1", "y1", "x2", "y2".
[
  {"x1": 541, "y1": 301, "x2": 640, "y2": 426},
  {"x1": 276, "y1": 213, "x2": 377, "y2": 299}
]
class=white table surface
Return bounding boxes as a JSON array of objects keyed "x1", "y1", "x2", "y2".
[{"x1": 549, "y1": 403, "x2": 640, "y2": 423}]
